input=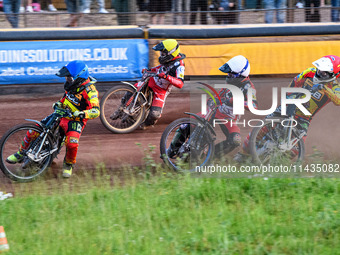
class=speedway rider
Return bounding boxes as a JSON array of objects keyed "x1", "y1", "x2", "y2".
[
  {"x1": 236, "y1": 54, "x2": 340, "y2": 161},
  {"x1": 168, "y1": 55, "x2": 258, "y2": 159},
  {"x1": 6, "y1": 60, "x2": 100, "y2": 178},
  {"x1": 111, "y1": 39, "x2": 186, "y2": 128}
]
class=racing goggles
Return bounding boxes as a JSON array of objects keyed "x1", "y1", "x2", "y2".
[
  {"x1": 65, "y1": 75, "x2": 74, "y2": 83},
  {"x1": 227, "y1": 72, "x2": 242, "y2": 78},
  {"x1": 316, "y1": 70, "x2": 334, "y2": 80},
  {"x1": 160, "y1": 51, "x2": 168, "y2": 57}
]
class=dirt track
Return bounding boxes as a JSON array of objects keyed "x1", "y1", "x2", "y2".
[{"x1": 1, "y1": 77, "x2": 340, "y2": 182}]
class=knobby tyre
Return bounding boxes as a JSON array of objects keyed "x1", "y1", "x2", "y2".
[
  {"x1": 0, "y1": 123, "x2": 53, "y2": 182},
  {"x1": 249, "y1": 120, "x2": 305, "y2": 165},
  {"x1": 160, "y1": 118, "x2": 215, "y2": 173},
  {"x1": 100, "y1": 85, "x2": 146, "y2": 134}
]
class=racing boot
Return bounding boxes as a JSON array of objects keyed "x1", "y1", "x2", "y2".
[
  {"x1": 62, "y1": 162, "x2": 73, "y2": 178},
  {"x1": 6, "y1": 151, "x2": 23, "y2": 164},
  {"x1": 214, "y1": 140, "x2": 238, "y2": 160},
  {"x1": 167, "y1": 125, "x2": 189, "y2": 159},
  {"x1": 296, "y1": 118, "x2": 309, "y2": 136},
  {"x1": 110, "y1": 110, "x2": 122, "y2": 120},
  {"x1": 166, "y1": 144, "x2": 177, "y2": 159},
  {"x1": 233, "y1": 152, "x2": 249, "y2": 163}
]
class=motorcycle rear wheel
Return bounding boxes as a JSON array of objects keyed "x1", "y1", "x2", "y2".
[
  {"x1": 249, "y1": 120, "x2": 305, "y2": 164},
  {"x1": 100, "y1": 85, "x2": 146, "y2": 134}
]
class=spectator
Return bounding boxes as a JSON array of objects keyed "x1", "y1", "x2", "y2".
[
  {"x1": 296, "y1": 0, "x2": 303, "y2": 8},
  {"x1": 149, "y1": 0, "x2": 167, "y2": 24},
  {"x1": 263, "y1": 0, "x2": 287, "y2": 23},
  {"x1": 172, "y1": 0, "x2": 187, "y2": 25},
  {"x1": 65, "y1": 0, "x2": 84, "y2": 27},
  {"x1": 20, "y1": 0, "x2": 33, "y2": 12},
  {"x1": 40, "y1": 0, "x2": 57, "y2": 11},
  {"x1": 114, "y1": 0, "x2": 130, "y2": 25},
  {"x1": 305, "y1": 0, "x2": 320, "y2": 22},
  {"x1": 83, "y1": 0, "x2": 108, "y2": 13},
  {"x1": 137, "y1": 0, "x2": 147, "y2": 11},
  {"x1": 331, "y1": 0, "x2": 340, "y2": 22},
  {"x1": 190, "y1": 0, "x2": 208, "y2": 24},
  {"x1": 256, "y1": 0, "x2": 262, "y2": 9},
  {"x1": 211, "y1": 0, "x2": 238, "y2": 24},
  {"x1": 3, "y1": 0, "x2": 21, "y2": 28}
]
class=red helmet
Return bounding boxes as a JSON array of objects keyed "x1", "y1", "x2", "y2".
[{"x1": 312, "y1": 55, "x2": 340, "y2": 84}]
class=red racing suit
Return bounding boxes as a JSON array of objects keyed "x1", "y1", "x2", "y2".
[
  {"x1": 58, "y1": 77, "x2": 100, "y2": 164},
  {"x1": 20, "y1": 77, "x2": 100, "y2": 165},
  {"x1": 143, "y1": 53, "x2": 186, "y2": 126},
  {"x1": 207, "y1": 77, "x2": 258, "y2": 154}
]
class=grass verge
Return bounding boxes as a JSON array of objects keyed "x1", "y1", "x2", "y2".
[{"x1": 1, "y1": 165, "x2": 340, "y2": 254}]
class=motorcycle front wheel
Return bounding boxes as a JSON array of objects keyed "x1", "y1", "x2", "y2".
[
  {"x1": 0, "y1": 123, "x2": 53, "y2": 182},
  {"x1": 160, "y1": 117, "x2": 215, "y2": 173}
]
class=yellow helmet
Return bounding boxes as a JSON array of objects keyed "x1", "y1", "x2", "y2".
[{"x1": 152, "y1": 39, "x2": 180, "y2": 64}]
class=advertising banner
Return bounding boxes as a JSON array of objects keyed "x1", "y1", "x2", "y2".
[
  {"x1": 0, "y1": 39, "x2": 149, "y2": 85},
  {"x1": 178, "y1": 40, "x2": 340, "y2": 76}
]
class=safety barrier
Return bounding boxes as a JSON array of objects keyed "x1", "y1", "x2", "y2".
[
  {"x1": 148, "y1": 23, "x2": 340, "y2": 39},
  {"x1": 0, "y1": 26, "x2": 144, "y2": 41}
]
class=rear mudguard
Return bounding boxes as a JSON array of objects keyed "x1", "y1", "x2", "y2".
[
  {"x1": 121, "y1": 81, "x2": 137, "y2": 90},
  {"x1": 184, "y1": 112, "x2": 216, "y2": 137}
]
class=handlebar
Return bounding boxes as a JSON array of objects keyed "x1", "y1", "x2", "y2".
[
  {"x1": 53, "y1": 106, "x2": 73, "y2": 118},
  {"x1": 141, "y1": 70, "x2": 158, "y2": 79}
]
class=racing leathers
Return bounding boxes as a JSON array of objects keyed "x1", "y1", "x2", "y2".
[
  {"x1": 143, "y1": 53, "x2": 186, "y2": 126},
  {"x1": 287, "y1": 67, "x2": 340, "y2": 126},
  {"x1": 168, "y1": 77, "x2": 258, "y2": 159},
  {"x1": 19, "y1": 77, "x2": 100, "y2": 165},
  {"x1": 241, "y1": 67, "x2": 340, "y2": 154},
  {"x1": 210, "y1": 77, "x2": 258, "y2": 156}
]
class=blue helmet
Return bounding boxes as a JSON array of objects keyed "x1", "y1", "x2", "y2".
[{"x1": 56, "y1": 60, "x2": 89, "y2": 92}]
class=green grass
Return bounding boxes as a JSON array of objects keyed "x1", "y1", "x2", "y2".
[{"x1": 1, "y1": 167, "x2": 340, "y2": 255}]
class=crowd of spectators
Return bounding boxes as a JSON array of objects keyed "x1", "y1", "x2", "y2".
[{"x1": 0, "y1": 0, "x2": 339, "y2": 28}]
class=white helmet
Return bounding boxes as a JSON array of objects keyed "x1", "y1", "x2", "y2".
[
  {"x1": 219, "y1": 55, "x2": 250, "y2": 77},
  {"x1": 312, "y1": 55, "x2": 340, "y2": 84}
]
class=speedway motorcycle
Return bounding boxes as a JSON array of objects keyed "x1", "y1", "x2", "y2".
[
  {"x1": 100, "y1": 70, "x2": 158, "y2": 134},
  {"x1": 0, "y1": 106, "x2": 71, "y2": 182}
]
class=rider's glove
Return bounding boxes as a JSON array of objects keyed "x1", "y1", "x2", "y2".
[
  {"x1": 141, "y1": 68, "x2": 150, "y2": 74},
  {"x1": 222, "y1": 98, "x2": 233, "y2": 106},
  {"x1": 207, "y1": 98, "x2": 214, "y2": 108},
  {"x1": 53, "y1": 101, "x2": 63, "y2": 110},
  {"x1": 73, "y1": 111, "x2": 85, "y2": 119},
  {"x1": 157, "y1": 72, "x2": 168, "y2": 79}
]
